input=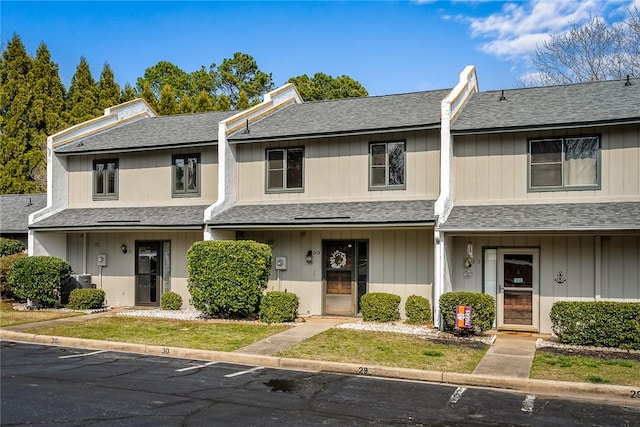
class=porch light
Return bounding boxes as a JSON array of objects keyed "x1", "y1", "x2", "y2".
[
  {"x1": 306, "y1": 250, "x2": 313, "y2": 263},
  {"x1": 121, "y1": 244, "x2": 128, "y2": 254}
]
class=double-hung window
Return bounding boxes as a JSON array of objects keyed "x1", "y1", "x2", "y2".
[
  {"x1": 369, "y1": 141, "x2": 405, "y2": 189},
  {"x1": 266, "y1": 148, "x2": 304, "y2": 192},
  {"x1": 529, "y1": 136, "x2": 600, "y2": 191},
  {"x1": 172, "y1": 154, "x2": 200, "y2": 197},
  {"x1": 93, "y1": 159, "x2": 118, "y2": 200}
]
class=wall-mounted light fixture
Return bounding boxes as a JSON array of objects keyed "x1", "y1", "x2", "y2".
[
  {"x1": 121, "y1": 244, "x2": 128, "y2": 254},
  {"x1": 306, "y1": 250, "x2": 313, "y2": 263}
]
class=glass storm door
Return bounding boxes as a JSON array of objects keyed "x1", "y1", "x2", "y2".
[
  {"x1": 497, "y1": 249, "x2": 539, "y2": 330},
  {"x1": 135, "y1": 242, "x2": 163, "y2": 306},
  {"x1": 323, "y1": 241, "x2": 368, "y2": 316}
]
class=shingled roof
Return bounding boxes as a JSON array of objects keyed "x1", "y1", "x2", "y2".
[
  {"x1": 207, "y1": 200, "x2": 436, "y2": 228},
  {"x1": 438, "y1": 202, "x2": 640, "y2": 232},
  {"x1": 229, "y1": 89, "x2": 451, "y2": 141},
  {"x1": 29, "y1": 205, "x2": 209, "y2": 230},
  {"x1": 452, "y1": 78, "x2": 640, "y2": 133},
  {"x1": 0, "y1": 194, "x2": 47, "y2": 233},
  {"x1": 55, "y1": 111, "x2": 236, "y2": 155}
]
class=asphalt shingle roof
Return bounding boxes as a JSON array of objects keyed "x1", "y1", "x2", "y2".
[
  {"x1": 452, "y1": 78, "x2": 640, "y2": 133},
  {"x1": 207, "y1": 200, "x2": 436, "y2": 227},
  {"x1": 439, "y1": 202, "x2": 640, "y2": 232},
  {"x1": 0, "y1": 194, "x2": 47, "y2": 233},
  {"x1": 55, "y1": 111, "x2": 236, "y2": 155},
  {"x1": 229, "y1": 90, "x2": 451, "y2": 141},
  {"x1": 29, "y1": 205, "x2": 209, "y2": 229}
]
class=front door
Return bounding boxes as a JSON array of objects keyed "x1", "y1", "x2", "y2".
[
  {"x1": 323, "y1": 240, "x2": 368, "y2": 316},
  {"x1": 497, "y1": 249, "x2": 539, "y2": 330},
  {"x1": 135, "y1": 241, "x2": 163, "y2": 306}
]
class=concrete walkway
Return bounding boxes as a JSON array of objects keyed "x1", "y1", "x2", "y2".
[{"x1": 473, "y1": 333, "x2": 538, "y2": 378}]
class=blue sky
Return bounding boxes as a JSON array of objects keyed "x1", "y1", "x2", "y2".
[{"x1": 2, "y1": 0, "x2": 639, "y2": 96}]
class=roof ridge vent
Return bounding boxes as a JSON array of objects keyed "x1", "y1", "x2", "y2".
[
  {"x1": 498, "y1": 90, "x2": 507, "y2": 101},
  {"x1": 625, "y1": 75, "x2": 632, "y2": 86}
]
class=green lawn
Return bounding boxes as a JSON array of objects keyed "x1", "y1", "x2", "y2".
[
  {"x1": 277, "y1": 328, "x2": 488, "y2": 373},
  {"x1": 0, "y1": 301, "x2": 83, "y2": 327},
  {"x1": 530, "y1": 349, "x2": 640, "y2": 386},
  {"x1": 25, "y1": 316, "x2": 290, "y2": 352}
]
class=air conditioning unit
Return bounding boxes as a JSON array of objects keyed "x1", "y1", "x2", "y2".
[{"x1": 71, "y1": 274, "x2": 93, "y2": 289}]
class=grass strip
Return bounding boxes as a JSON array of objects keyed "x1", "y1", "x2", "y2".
[
  {"x1": 277, "y1": 328, "x2": 488, "y2": 373},
  {"x1": 0, "y1": 301, "x2": 84, "y2": 327}
]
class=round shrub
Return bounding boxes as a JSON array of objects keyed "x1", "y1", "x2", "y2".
[
  {"x1": 161, "y1": 291, "x2": 183, "y2": 310},
  {"x1": 0, "y1": 253, "x2": 27, "y2": 300},
  {"x1": 187, "y1": 240, "x2": 272, "y2": 318},
  {"x1": 360, "y1": 292, "x2": 401, "y2": 322},
  {"x1": 0, "y1": 238, "x2": 25, "y2": 257},
  {"x1": 439, "y1": 291, "x2": 496, "y2": 334},
  {"x1": 259, "y1": 291, "x2": 299, "y2": 323},
  {"x1": 405, "y1": 295, "x2": 432, "y2": 324},
  {"x1": 8, "y1": 256, "x2": 72, "y2": 307},
  {"x1": 67, "y1": 288, "x2": 105, "y2": 310}
]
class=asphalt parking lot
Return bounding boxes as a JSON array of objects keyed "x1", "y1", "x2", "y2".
[{"x1": 2, "y1": 341, "x2": 639, "y2": 426}]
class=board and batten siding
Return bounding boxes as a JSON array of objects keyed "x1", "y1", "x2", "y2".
[
  {"x1": 66, "y1": 147, "x2": 218, "y2": 208},
  {"x1": 450, "y1": 235, "x2": 640, "y2": 333},
  {"x1": 66, "y1": 231, "x2": 202, "y2": 307},
  {"x1": 453, "y1": 125, "x2": 640, "y2": 203},
  {"x1": 235, "y1": 130, "x2": 440, "y2": 203},
  {"x1": 243, "y1": 228, "x2": 434, "y2": 317}
]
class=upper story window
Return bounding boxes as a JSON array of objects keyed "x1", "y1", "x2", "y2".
[
  {"x1": 370, "y1": 141, "x2": 405, "y2": 190},
  {"x1": 93, "y1": 159, "x2": 118, "y2": 200},
  {"x1": 172, "y1": 154, "x2": 200, "y2": 197},
  {"x1": 266, "y1": 148, "x2": 304, "y2": 192},
  {"x1": 528, "y1": 136, "x2": 600, "y2": 191}
]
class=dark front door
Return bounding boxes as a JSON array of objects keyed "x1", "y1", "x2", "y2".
[
  {"x1": 135, "y1": 242, "x2": 163, "y2": 306},
  {"x1": 322, "y1": 240, "x2": 368, "y2": 316}
]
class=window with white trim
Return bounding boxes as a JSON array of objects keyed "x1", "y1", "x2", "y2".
[
  {"x1": 528, "y1": 136, "x2": 600, "y2": 191},
  {"x1": 93, "y1": 159, "x2": 118, "y2": 200},
  {"x1": 369, "y1": 141, "x2": 405, "y2": 189},
  {"x1": 266, "y1": 148, "x2": 304, "y2": 192},
  {"x1": 172, "y1": 154, "x2": 200, "y2": 197}
]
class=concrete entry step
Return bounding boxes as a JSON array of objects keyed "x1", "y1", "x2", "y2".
[{"x1": 473, "y1": 335, "x2": 537, "y2": 378}]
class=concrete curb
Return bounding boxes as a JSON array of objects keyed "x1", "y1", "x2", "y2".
[{"x1": 1, "y1": 329, "x2": 638, "y2": 408}]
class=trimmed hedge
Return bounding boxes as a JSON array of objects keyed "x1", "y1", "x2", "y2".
[
  {"x1": 161, "y1": 291, "x2": 183, "y2": 310},
  {"x1": 259, "y1": 291, "x2": 299, "y2": 323},
  {"x1": 439, "y1": 291, "x2": 496, "y2": 334},
  {"x1": 187, "y1": 240, "x2": 272, "y2": 318},
  {"x1": 0, "y1": 238, "x2": 25, "y2": 257},
  {"x1": 7, "y1": 256, "x2": 72, "y2": 307},
  {"x1": 67, "y1": 288, "x2": 105, "y2": 310},
  {"x1": 405, "y1": 295, "x2": 432, "y2": 324},
  {"x1": 0, "y1": 253, "x2": 27, "y2": 300},
  {"x1": 550, "y1": 301, "x2": 640, "y2": 350},
  {"x1": 360, "y1": 292, "x2": 401, "y2": 322}
]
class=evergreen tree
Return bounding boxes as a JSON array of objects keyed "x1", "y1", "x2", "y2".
[
  {"x1": 139, "y1": 80, "x2": 157, "y2": 112},
  {"x1": 97, "y1": 62, "x2": 121, "y2": 109},
  {"x1": 215, "y1": 93, "x2": 231, "y2": 111},
  {"x1": 235, "y1": 88, "x2": 250, "y2": 110},
  {"x1": 178, "y1": 91, "x2": 194, "y2": 114},
  {"x1": 157, "y1": 83, "x2": 177, "y2": 115},
  {"x1": 120, "y1": 83, "x2": 137, "y2": 103},
  {"x1": 66, "y1": 56, "x2": 100, "y2": 124},
  {"x1": 193, "y1": 90, "x2": 214, "y2": 112}
]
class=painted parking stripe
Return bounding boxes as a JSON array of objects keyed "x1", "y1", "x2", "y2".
[
  {"x1": 521, "y1": 395, "x2": 535, "y2": 413},
  {"x1": 176, "y1": 361, "x2": 219, "y2": 372},
  {"x1": 58, "y1": 350, "x2": 108, "y2": 359},
  {"x1": 448, "y1": 387, "x2": 467, "y2": 404},
  {"x1": 225, "y1": 366, "x2": 264, "y2": 378}
]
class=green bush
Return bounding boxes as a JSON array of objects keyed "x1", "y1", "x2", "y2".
[
  {"x1": 550, "y1": 301, "x2": 640, "y2": 350},
  {"x1": 439, "y1": 291, "x2": 496, "y2": 334},
  {"x1": 360, "y1": 292, "x2": 401, "y2": 322},
  {"x1": 0, "y1": 238, "x2": 25, "y2": 257},
  {"x1": 7, "y1": 256, "x2": 72, "y2": 307},
  {"x1": 67, "y1": 288, "x2": 105, "y2": 310},
  {"x1": 259, "y1": 291, "x2": 299, "y2": 323},
  {"x1": 187, "y1": 240, "x2": 272, "y2": 318},
  {"x1": 405, "y1": 295, "x2": 432, "y2": 324},
  {"x1": 161, "y1": 291, "x2": 183, "y2": 310},
  {"x1": 0, "y1": 253, "x2": 27, "y2": 300}
]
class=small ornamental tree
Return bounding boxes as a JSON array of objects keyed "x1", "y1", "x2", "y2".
[
  {"x1": 7, "y1": 256, "x2": 72, "y2": 307},
  {"x1": 187, "y1": 240, "x2": 271, "y2": 318}
]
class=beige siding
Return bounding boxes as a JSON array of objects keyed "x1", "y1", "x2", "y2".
[
  {"x1": 236, "y1": 130, "x2": 440, "y2": 203},
  {"x1": 243, "y1": 228, "x2": 434, "y2": 316},
  {"x1": 454, "y1": 125, "x2": 640, "y2": 204},
  {"x1": 67, "y1": 147, "x2": 218, "y2": 207},
  {"x1": 65, "y1": 230, "x2": 202, "y2": 307},
  {"x1": 601, "y1": 235, "x2": 640, "y2": 299}
]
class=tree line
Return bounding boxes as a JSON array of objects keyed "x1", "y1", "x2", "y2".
[{"x1": 0, "y1": 34, "x2": 368, "y2": 194}]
